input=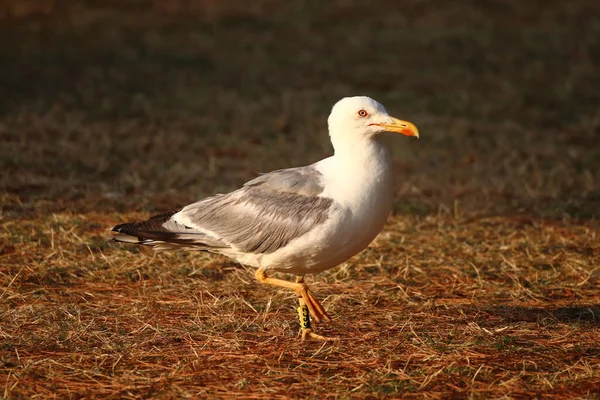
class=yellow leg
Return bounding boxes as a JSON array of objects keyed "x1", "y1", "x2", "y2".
[
  {"x1": 297, "y1": 288, "x2": 330, "y2": 341},
  {"x1": 255, "y1": 268, "x2": 331, "y2": 323}
]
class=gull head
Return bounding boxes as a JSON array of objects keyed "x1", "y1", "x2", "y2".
[{"x1": 327, "y1": 96, "x2": 419, "y2": 142}]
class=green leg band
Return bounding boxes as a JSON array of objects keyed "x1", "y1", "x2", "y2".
[{"x1": 297, "y1": 304, "x2": 311, "y2": 329}]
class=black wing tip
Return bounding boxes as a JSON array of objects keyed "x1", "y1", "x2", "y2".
[
  {"x1": 110, "y1": 209, "x2": 194, "y2": 245},
  {"x1": 110, "y1": 221, "x2": 147, "y2": 238},
  {"x1": 111, "y1": 209, "x2": 180, "y2": 234},
  {"x1": 111, "y1": 223, "x2": 126, "y2": 233}
]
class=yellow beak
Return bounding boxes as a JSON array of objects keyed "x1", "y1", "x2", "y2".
[{"x1": 371, "y1": 117, "x2": 419, "y2": 138}]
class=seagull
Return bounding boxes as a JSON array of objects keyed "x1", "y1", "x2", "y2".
[{"x1": 111, "y1": 96, "x2": 419, "y2": 340}]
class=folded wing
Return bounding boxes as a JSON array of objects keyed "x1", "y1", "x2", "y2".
[{"x1": 112, "y1": 165, "x2": 334, "y2": 254}]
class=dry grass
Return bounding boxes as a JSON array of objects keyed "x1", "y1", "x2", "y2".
[{"x1": 1, "y1": 0, "x2": 600, "y2": 398}]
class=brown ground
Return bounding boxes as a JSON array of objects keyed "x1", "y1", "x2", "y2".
[{"x1": 1, "y1": 0, "x2": 600, "y2": 398}]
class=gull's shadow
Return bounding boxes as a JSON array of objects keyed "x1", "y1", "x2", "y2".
[{"x1": 481, "y1": 305, "x2": 600, "y2": 326}]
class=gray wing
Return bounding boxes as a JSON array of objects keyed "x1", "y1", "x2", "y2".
[
  {"x1": 244, "y1": 166, "x2": 326, "y2": 197},
  {"x1": 175, "y1": 165, "x2": 334, "y2": 254}
]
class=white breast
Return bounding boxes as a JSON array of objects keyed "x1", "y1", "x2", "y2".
[{"x1": 259, "y1": 139, "x2": 394, "y2": 275}]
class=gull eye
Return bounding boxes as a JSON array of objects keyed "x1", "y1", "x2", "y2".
[{"x1": 357, "y1": 109, "x2": 368, "y2": 118}]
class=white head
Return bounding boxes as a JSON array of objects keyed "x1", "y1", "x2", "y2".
[{"x1": 327, "y1": 96, "x2": 419, "y2": 149}]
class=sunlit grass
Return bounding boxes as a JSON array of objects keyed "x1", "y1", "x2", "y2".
[{"x1": 1, "y1": 0, "x2": 599, "y2": 398}]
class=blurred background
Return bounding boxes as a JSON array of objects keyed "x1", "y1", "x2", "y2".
[
  {"x1": 1, "y1": 0, "x2": 599, "y2": 219},
  {"x1": 1, "y1": 2, "x2": 600, "y2": 397}
]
